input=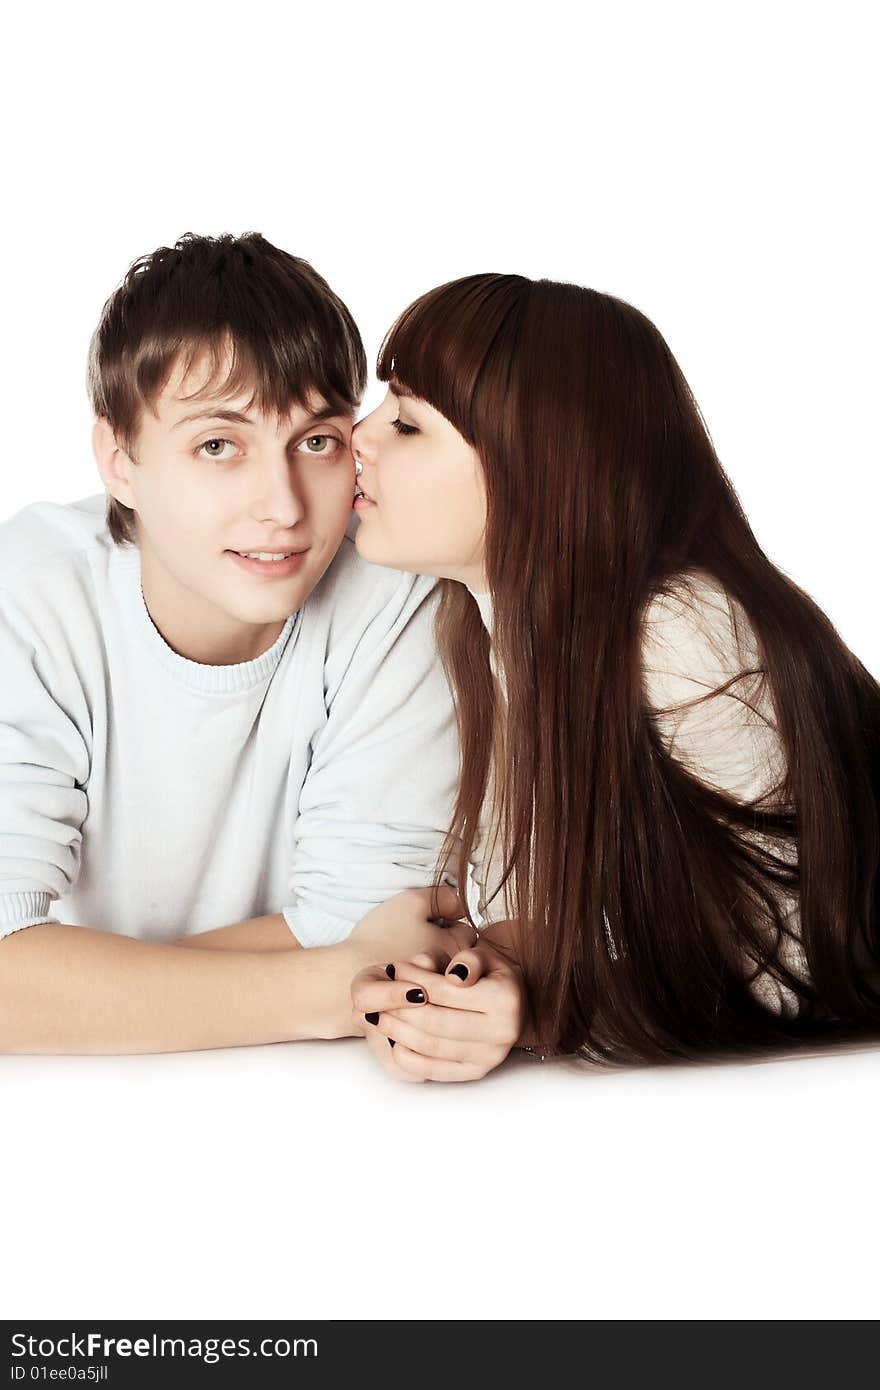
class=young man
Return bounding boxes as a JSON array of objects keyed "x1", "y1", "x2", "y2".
[{"x1": 0, "y1": 232, "x2": 485, "y2": 1056}]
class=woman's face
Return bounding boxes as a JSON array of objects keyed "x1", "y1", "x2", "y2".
[{"x1": 350, "y1": 384, "x2": 489, "y2": 590}]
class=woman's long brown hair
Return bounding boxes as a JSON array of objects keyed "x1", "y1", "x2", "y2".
[{"x1": 377, "y1": 275, "x2": 880, "y2": 1063}]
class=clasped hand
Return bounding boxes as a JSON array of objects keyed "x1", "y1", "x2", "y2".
[{"x1": 348, "y1": 888, "x2": 525, "y2": 1082}]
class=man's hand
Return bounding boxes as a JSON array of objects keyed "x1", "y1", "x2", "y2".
[
  {"x1": 342, "y1": 886, "x2": 474, "y2": 964},
  {"x1": 336, "y1": 886, "x2": 477, "y2": 1035},
  {"x1": 171, "y1": 888, "x2": 482, "y2": 1043},
  {"x1": 350, "y1": 921, "x2": 526, "y2": 1082}
]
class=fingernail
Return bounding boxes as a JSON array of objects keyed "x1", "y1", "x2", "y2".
[
  {"x1": 365, "y1": 1012, "x2": 380, "y2": 1026},
  {"x1": 388, "y1": 1038, "x2": 396, "y2": 1048},
  {"x1": 385, "y1": 964, "x2": 396, "y2": 979},
  {"x1": 405, "y1": 988, "x2": 426, "y2": 1004},
  {"x1": 448, "y1": 964, "x2": 469, "y2": 981}
]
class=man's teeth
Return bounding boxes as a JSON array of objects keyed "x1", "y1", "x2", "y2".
[{"x1": 238, "y1": 551, "x2": 296, "y2": 562}]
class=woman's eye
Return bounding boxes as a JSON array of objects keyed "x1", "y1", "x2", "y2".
[
  {"x1": 390, "y1": 418, "x2": 419, "y2": 436},
  {"x1": 198, "y1": 438, "x2": 238, "y2": 461},
  {"x1": 297, "y1": 434, "x2": 342, "y2": 456}
]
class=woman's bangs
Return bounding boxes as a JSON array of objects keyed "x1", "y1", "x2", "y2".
[{"x1": 376, "y1": 274, "x2": 528, "y2": 441}]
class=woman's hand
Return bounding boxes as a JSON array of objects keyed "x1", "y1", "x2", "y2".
[{"x1": 350, "y1": 928, "x2": 526, "y2": 1082}]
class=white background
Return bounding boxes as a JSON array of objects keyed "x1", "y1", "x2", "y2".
[{"x1": 1, "y1": 0, "x2": 878, "y2": 1322}]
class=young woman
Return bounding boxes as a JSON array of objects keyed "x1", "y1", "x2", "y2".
[{"x1": 350, "y1": 273, "x2": 880, "y2": 1076}]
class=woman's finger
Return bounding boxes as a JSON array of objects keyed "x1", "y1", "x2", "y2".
[
  {"x1": 372, "y1": 1004, "x2": 511, "y2": 1053},
  {"x1": 351, "y1": 963, "x2": 433, "y2": 1017},
  {"x1": 386, "y1": 1040, "x2": 491, "y2": 1084},
  {"x1": 403, "y1": 949, "x2": 451, "y2": 974},
  {"x1": 443, "y1": 945, "x2": 489, "y2": 987},
  {"x1": 426, "y1": 885, "x2": 469, "y2": 924},
  {"x1": 356, "y1": 1010, "x2": 425, "y2": 1083},
  {"x1": 374, "y1": 1012, "x2": 487, "y2": 1060},
  {"x1": 354, "y1": 960, "x2": 492, "y2": 1015},
  {"x1": 369, "y1": 1001, "x2": 505, "y2": 1045}
]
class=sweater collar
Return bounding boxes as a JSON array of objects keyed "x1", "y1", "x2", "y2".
[
  {"x1": 467, "y1": 587, "x2": 494, "y2": 636},
  {"x1": 112, "y1": 544, "x2": 298, "y2": 695}
]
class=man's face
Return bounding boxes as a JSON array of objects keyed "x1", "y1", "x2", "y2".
[{"x1": 109, "y1": 350, "x2": 357, "y2": 663}]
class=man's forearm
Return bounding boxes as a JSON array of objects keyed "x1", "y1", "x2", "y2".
[
  {"x1": 175, "y1": 914, "x2": 302, "y2": 951},
  {"x1": 0, "y1": 919, "x2": 356, "y2": 1055}
]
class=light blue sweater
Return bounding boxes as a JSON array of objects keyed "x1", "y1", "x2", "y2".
[{"x1": 0, "y1": 496, "x2": 460, "y2": 947}]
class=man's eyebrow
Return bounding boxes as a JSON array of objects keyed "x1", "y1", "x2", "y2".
[
  {"x1": 307, "y1": 401, "x2": 352, "y2": 423},
  {"x1": 170, "y1": 401, "x2": 349, "y2": 430},
  {"x1": 171, "y1": 407, "x2": 254, "y2": 429}
]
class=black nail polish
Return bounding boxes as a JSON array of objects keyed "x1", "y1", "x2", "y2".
[
  {"x1": 365, "y1": 1012, "x2": 380, "y2": 1026},
  {"x1": 385, "y1": 964, "x2": 396, "y2": 979},
  {"x1": 388, "y1": 1038, "x2": 396, "y2": 1048},
  {"x1": 405, "y1": 988, "x2": 426, "y2": 1004},
  {"x1": 448, "y1": 964, "x2": 469, "y2": 981}
]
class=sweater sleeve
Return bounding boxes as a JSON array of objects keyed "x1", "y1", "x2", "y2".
[
  {"x1": 282, "y1": 573, "x2": 461, "y2": 947},
  {"x1": 641, "y1": 573, "x2": 807, "y2": 1016},
  {"x1": 0, "y1": 590, "x2": 90, "y2": 940}
]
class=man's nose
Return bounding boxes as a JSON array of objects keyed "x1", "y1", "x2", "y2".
[{"x1": 252, "y1": 454, "x2": 307, "y2": 527}]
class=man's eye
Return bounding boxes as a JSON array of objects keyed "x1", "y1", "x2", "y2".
[
  {"x1": 198, "y1": 438, "x2": 237, "y2": 461},
  {"x1": 297, "y1": 434, "x2": 342, "y2": 456}
]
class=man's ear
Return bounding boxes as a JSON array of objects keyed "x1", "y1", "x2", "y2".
[{"x1": 92, "y1": 418, "x2": 137, "y2": 508}]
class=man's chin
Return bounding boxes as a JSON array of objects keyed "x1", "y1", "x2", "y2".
[{"x1": 232, "y1": 583, "x2": 313, "y2": 625}]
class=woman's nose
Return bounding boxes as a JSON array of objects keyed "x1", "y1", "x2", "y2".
[{"x1": 351, "y1": 413, "x2": 376, "y2": 463}]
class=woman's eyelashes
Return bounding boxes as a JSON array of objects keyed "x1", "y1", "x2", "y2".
[
  {"x1": 196, "y1": 434, "x2": 342, "y2": 462},
  {"x1": 389, "y1": 418, "x2": 419, "y2": 437}
]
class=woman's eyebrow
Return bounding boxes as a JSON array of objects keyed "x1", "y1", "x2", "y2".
[{"x1": 388, "y1": 381, "x2": 414, "y2": 399}]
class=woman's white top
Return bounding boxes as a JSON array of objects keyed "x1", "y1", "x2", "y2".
[{"x1": 466, "y1": 576, "x2": 806, "y2": 1016}]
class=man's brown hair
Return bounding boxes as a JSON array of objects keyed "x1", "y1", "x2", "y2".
[{"x1": 87, "y1": 232, "x2": 367, "y2": 544}]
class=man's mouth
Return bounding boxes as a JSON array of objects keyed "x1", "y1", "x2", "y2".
[
  {"x1": 226, "y1": 548, "x2": 310, "y2": 577},
  {"x1": 232, "y1": 550, "x2": 303, "y2": 562}
]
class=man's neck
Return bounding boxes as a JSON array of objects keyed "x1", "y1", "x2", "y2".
[{"x1": 138, "y1": 551, "x2": 286, "y2": 666}]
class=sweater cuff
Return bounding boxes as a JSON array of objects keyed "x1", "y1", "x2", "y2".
[
  {"x1": 281, "y1": 904, "x2": 358, "y2": 949},
  {"x1": 0, "y1": 890, "x2": 55, "y2": 941}
]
